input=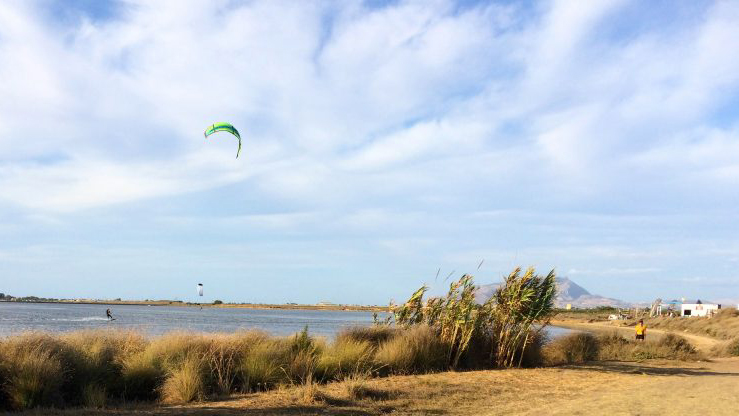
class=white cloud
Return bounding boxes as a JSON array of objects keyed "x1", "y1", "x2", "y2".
[{"x1": 1, "y1": 1, "x2": 739, "y2": 302}]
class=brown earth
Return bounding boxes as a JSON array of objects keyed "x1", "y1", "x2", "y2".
[{"x1": 15, "y1": 358, "x2": 739, "y2": 416}]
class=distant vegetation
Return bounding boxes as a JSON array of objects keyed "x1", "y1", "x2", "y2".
[{"x1": 0, "y1": 293, "x2": 59, "y2": 302}]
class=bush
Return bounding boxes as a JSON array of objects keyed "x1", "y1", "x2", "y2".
[
  {"x1": 336, "y1": 326, "x2": 397, "y2": 348},
  {"x1": 161, "y1": 354, "x2": 205, "y2": 403},
  {"x1": 316, "y1": 338, "x2": 373, "y2": 381},
  {"x1": 374, "y1": 325, "x2": 447, "y2": 374},
  {"x1": 82, "y1": 384, "x2": 107, "y2": 408},
  {"x1": 728, "y1": 338, "x2": 739, "y2": 356},
  {"x1": 121, "y1": 350, "x2": 163, "y2": 401},
  {"x1": 213, "y1": 300, "x2": 223, "y2": 305},
  {"x1": 239, "y1": 340, "x2": 287, "y2": 392},
  {"x1": 657, "y1": 334, "x2": 696, "y2": 355},
  {"x1": 543, "y1": 333, "x2": 598, "y2": 365},
  {"x1": 0, "y1": 344, "x2": 64, "y2": 409},
  {"x1": 596, "y1": 332, "x2": 633, "y2": 361},
  {"x1": 61, "y1": 330, "x2": 144, "y2": 404},
  {"x1": 516, "y1": 330, "x2": 548, "y2": 367}
]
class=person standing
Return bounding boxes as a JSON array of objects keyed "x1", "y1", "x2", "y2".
[
  {"x1": 106, "y1": 308, "x2": 113, "y2": 320},
  {"x1": 635, "y1": 319, "x2": 646, "y2": 341}
]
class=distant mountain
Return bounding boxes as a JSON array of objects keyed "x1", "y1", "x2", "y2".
[{"x1": 474, "y1": 277, "x2": 631, "y2": 308}]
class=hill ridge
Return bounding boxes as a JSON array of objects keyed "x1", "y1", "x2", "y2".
[{"x1": 474, "y1": 276, "x2": 629, "y2": 308}]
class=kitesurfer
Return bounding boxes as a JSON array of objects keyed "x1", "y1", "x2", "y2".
[{"x1": 106, "y1": 308, "x2": 113, "y2": 320}]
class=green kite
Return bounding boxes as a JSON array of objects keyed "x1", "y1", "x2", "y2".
[{"x1": 204, "y1": 122, "x2": 242, "y2": 158}]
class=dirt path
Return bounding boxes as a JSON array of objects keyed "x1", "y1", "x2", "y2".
[
  {"x1": 551, "y1": 319, "x2": 721, "y2": 352},
  {"x1": 24, "y1": 358, "x2": 739, "y2": 416}
]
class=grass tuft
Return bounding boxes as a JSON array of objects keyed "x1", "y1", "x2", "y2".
[
  {"x1": 0, "y1": 344, "x2": 64, "y2": 409},
  {"x1": 81, "y1": 384, "x2": 107, "y2": 409},
  {"x1": 316, "y1": 338, "x2": 373, "y2": 381},
  {"x1": 240, "y1": 340, "x2": 286, "y2": 392},
  {"x1": 543, "y1": 332, "x2": 599, "y2": 365},
  {"x1": 374, "y1": 325, "x2": 447, "y2": 374},
  {"x1": 161, "y1": 353, "x2": 205, "y2": 403},
  {"x1": 336, "y1": 326, "x2": 398, "y2": 348}
]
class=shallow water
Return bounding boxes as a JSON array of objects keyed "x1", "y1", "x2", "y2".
[{"x1": 0, "y1": 302, "x2": 573, "y2": 338}]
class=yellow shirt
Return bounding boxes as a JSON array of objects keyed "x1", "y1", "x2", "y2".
[{"x1": 635, "y1": 323, "x2": 646, "y2": 335}]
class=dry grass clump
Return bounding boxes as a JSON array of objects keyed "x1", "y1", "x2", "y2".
[
  {"x1": 710, "y1": 337, "x2": 739, "y2": 357},
  {"x1": 316, "y1": 338, "x2": 373, "y2": 381},
  {"x1": 144, "y1": 332, "x2": 212, "y2": 374},
  {"x1": 291, "y1": 374, "x2": 323, "y2": 404},
  {"x1": 725, "y1": 337, "x2": 739, "y2": 356},
  {"x1": 81, "y1": 384, "x2": 107, "y2": 409},
  {"x1": 336, "y1": 326, "x2": 398, "y2": 347},
  {"x1": 284, "y1": 327, "x2": 323, "y2": 384},
  {"x1": 0, "y1": 344, "x2": 64, "y2": 409},
  {"x1": 544, "y1": 332, "x2": 700, "y2": 365},
  {"x1": 121, "y1": 349, "x2": 164, "y2": 401},
  {"x1": 161, "y1": 353, "x2": 206, "y2": 403},
  {"x1": 374, "y1": 325, "x2": 447, "y2": 375},
  {"x1": 543, "y1": 333, "x2": 598, "y2": 365},
  {"x1": 61, "y1": 330, "x2": 146, "y2": 405},
  {"x1": 0, "y1": 333, "x2": 72, "y2": 409},
  {"x1": 239, "y1": 339, "x2": 287, "y2": 392},
  {"x1": 342, "y1": 372, "x2": 393, "y2": 401}
]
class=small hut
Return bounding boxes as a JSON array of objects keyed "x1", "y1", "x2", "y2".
[{"x1": 681, "y1": 299, "x2": 721, "y2": 317}]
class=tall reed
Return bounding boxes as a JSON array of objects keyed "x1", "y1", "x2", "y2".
[
  {"x1": 390, "y1": 267, "x2": 557, "y2": 370},
  {"x1": 487, "y1": 267, "x2": 557, "y2": 368}
]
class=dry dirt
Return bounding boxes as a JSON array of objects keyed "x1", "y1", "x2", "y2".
[{"x1": 15, "y1": 358, "x2": 739, "y2": 416}]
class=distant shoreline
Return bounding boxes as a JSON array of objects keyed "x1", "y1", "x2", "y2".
[{"x1": 0, "y1": 299, "x2": 389, "y2": 312}]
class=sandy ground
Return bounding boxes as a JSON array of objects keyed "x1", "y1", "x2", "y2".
[
  {"x1": 550, "y1": 319, "x2": 721, "y2": 352},
  {"x1": 16, "y1": 358, "x2": 739, "y2": 416}
]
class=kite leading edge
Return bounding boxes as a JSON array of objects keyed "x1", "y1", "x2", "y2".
[{"x1": 204, "y1": 122, "x2": 242, "y2": 158}]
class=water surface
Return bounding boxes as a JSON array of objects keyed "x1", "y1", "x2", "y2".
[{"x1": 0, "y1": 302, "x2": 573, "y2": 338}]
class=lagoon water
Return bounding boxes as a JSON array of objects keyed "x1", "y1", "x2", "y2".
[{"x1": 0, "y1": 302, "x2": 573, "y2": 338}]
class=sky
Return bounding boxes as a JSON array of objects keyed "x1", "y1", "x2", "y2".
[{"x1": 1, "y1": 0, "x2": 739, "y2": 305}]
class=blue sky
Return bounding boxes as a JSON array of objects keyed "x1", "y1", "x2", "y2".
[{"x1": 1, "y1": 0, "x2": 739, "y2": 305}]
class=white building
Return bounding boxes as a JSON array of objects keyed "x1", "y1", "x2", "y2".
[{"x1": 681, "y1": 300, "x2": 721, "y2": 317}]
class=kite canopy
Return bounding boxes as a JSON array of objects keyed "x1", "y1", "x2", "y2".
[
  {"x1": 197, "y1": 283, "x2": 204, "y2": 297},
  {"x1": 204, "y1": 122, "x2": 242, "y2": 158}
]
